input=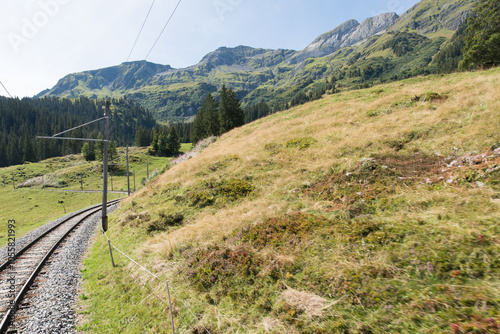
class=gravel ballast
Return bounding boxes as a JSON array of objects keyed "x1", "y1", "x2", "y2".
[{"x1": 7, "y1": 204, "x2": 118, "y2": 333}]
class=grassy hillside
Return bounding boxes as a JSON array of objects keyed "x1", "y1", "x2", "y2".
[
  {"x1": 390, "y1": 0, "x2": 474, "y2": 34},
  {"x1": 79, "y1": 69, "x2": 500, "y2": 333},
  {"x1": 0, "y1": 146, "x2": 191, "y2": 247}
]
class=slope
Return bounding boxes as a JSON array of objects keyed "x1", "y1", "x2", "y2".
[
  {"x1": 78, "y1": 68, "x2": 500, "y2": 333},
  {"x1": 390, "y1": 0, "x2": 474, "y2": 37}
]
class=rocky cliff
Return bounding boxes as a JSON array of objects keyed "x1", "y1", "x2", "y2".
[{"x1": 287, "y1": 12, "x2": 399, "y2": 64}]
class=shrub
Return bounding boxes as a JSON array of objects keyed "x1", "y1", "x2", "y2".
[
  {"x1": 285, "y1": 137, "x2": 318, "y2": 150},
  {"x1": 147, "y1": 212, "x2": 184, "y2": 232},
  {"x1": 241, "y1": 212, "x2": 330, "y2": 249},
  {"x1": 183, "y1": 244, "x2": 294, "y2": 305},
  {"x1": 218, "y1": 178, "x2": 254, "y2": 201},
  {"x1": 208, "y1": 155, "x2": 239, "y2": 172},
  {"x1": 184, "y1": 245, "x2": 264, "y2": 291},
  {"x1": 188, "y1": 178, "x2": 254, "y2": 207},
  {"x1": 411, "y1": 92, "x2": 447, "y2": 102},
  {"x1": 188, "y1": 189, "x2": 216, "y2": 208},
  {"x1": 305, "y1": 153, "x2": 445, "y2": 214},
  {"x1": 264, "y1": 143, "x2": 284, "y2": 155}
]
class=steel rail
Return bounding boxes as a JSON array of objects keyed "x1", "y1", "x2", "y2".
[
  {"x1": 0, "y1": 199, "x2": 121, "y2": 333},
  {"x1": 0, "y1": 199, "x2": 120, "y2": 272}
]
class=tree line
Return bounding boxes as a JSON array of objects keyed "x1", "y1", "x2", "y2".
[{"x1": 0, "y1": 96, "x2": 156, "y2": 167}]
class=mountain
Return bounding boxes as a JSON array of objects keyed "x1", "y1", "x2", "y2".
[
  {"x1": 39, "y1": 0, "x2": 474, "y2": 122},
  {"x1": 287, "y1": 13, "x2": 399, "y2": 64},
  {"x1": 197, "y1": 46, "x2": 295, "y2": 68},
  {"x1": 42, "y1": 61, "x2": 172, "y2": 98}
]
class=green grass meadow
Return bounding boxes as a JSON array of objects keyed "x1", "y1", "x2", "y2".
[{"x1": 0, "y1": 145, "x2": 191, "y2": 247}]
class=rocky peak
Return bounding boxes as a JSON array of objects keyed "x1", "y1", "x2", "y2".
[
  {"x1": 349, "y1": 12, "x2": 400, "y2": 42},
  {"x1": 199, "y1": 46, "x2": 264, "y2": 67},
  {"x1": 287, "y1": 12, "x2": 399, "y2": 64},
  {"x1": 197, "y1": 45, "x2": 297, "y2": 71}
]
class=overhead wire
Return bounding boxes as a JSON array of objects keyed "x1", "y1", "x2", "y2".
[
  {"x1": 145, "y1": 0, "x2": 184, "y2": 60},
  {"x1": 115, "y1": 0, "x2": 184, "y2": 99},
  {"x1": 0, "y1": 80, "x2": 14, "y2": 99},
  {"x1": 126, "y1": 0, "x2": 157, "y2": 62}
]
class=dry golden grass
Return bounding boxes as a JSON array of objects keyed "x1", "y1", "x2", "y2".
[
  {"x1": 109, "y1": 69, "x2": 500, "y2": 266},
  {"x1": 281, "y1": 287, "x2": 328, "y2": 317},
  {"x1": 80, "y1": 68, "x2": 500, "y2": 333}
]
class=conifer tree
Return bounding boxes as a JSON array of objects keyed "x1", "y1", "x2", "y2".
[
  {"x1": 192, "y1": 93, "x2": 219, "y2": 143},
  {"x1": 0, "y1": 136, "x2": 6, "y2": 167},
  {"x1": 192, "y1": 107, "x2": 208, "y2": 144},
  {"x1": 135, "y1": 127, "x2": 152, "y2": 147},
  {"x1": 219, "y1": 85, "x2": 244, "y2": 134},
  {"x1": 218, "y1": 85, "x2": 231, "y2": 134},
  {"x1": 227, "y1": 87, "x2": 244, "y2": 128},
  {"x1": 22, "y1": 135, "x2": 37, "y2": 163},
  {"x1": 8, "y1": 137, "x2": 22, "y2": 166},
  {"x1": 109, "y1": 141, "x2": 118, "y2": 161},
  {"x1": 166, "y1": 126, "x2": 181, "y2": 156},
  {"x1": 205, "y1": 94, "x2": 220, "y2": 137},
  {"x1": 152, "y1": 132, "x2": 160, "y2": 152},
  {"x1": 95, "y1": 133, "x2": 104, "y2": 161},
  {"x1": 81, "y1": 142, "x2": 95, "y2": 161},
  {"x1": 158, "y1": 132, "x2": 168, "y2": 156},
  {"x1": 459, "y1": 0, "x2": 500, "y2": 70}
]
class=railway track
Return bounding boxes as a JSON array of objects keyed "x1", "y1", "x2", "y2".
[{"x1": 0, "y1": 200, "x2": 120, "y2": 333}]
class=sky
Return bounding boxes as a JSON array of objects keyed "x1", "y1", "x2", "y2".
[{"x1": 0, "y1": 0, "x2": 421, "y2": 98}]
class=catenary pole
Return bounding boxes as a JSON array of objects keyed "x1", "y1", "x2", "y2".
[
  {"x1": 102, "y1": 101, "x2": 110, "y2": 232},
  {"x1": 126, "y1": 146, "x2": 130, "y2": 196}
]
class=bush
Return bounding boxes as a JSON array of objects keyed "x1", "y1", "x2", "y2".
[
  {"x1": 184, "y1": 245, "x2": 264, "y2": 292},
  {"x1": 264, "y1": 143, "x2": 284, "y2": 155},
  {"x1": 188, "y1": 189, "x2": 216, "y2": 208},
  {"x1": 147, "y1": 212, "x2": 184, "y2": 232},
  {"x1": 188, "y1": 178, "x2": 254, "y2": 207},
  {"x1": 285, "y1": 137, "x2": 318, "y2": 150},
  {"x1": 241, "y1": 212, "x2": 330, "y2": 249}
]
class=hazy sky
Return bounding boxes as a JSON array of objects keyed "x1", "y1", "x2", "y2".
[{"x1": 0, "y1": 0, "x2": 420, "y2": 98}]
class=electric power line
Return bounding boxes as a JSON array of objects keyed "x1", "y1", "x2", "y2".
[
  {"x1": 145, "y1": 0, "x2": 183, "y2": 60},
  {"x1": 126, "y1": 0, "x2": 157, "y2": 62},
  {"x1": 0, "y1": 80, "x2": 13, "y2": 99},
  {"x1": 110, "y1": 0, "x2": 183, "y2": 98}
]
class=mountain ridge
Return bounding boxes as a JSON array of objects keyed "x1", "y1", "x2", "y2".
[
  {"x1": 39, "y1": 0, "x2": 474, "y2": 122},
  {"x1": 287, "y1": 12, "x2": 400, "y2": 64}
]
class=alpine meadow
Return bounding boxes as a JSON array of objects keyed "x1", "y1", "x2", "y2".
[{"x1": 0, "y1": 0, "x2": 499, "y2": 333}]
